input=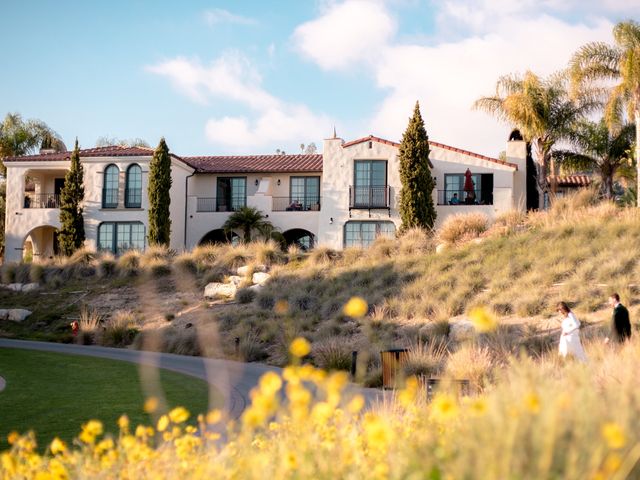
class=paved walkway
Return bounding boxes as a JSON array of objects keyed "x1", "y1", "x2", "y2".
[{"x1": 0, "y1": 339, "x2": 383, "y2": 419}]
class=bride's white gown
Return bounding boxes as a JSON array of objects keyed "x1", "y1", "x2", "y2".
[{"x1": 558, "y1": 312, "x2": 587, "y2": 362}]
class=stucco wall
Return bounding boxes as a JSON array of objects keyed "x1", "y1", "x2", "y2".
[{"x1": 4, "y1": 156, "x2": 193, "y2": 262}]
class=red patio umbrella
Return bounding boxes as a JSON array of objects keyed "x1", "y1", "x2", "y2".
[{"x1": 463, "y1": 169, "x2": 475, "y2": 193}]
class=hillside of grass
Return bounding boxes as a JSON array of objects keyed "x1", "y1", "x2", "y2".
[{"x1": 1, "y1": 190, "x2": 638, "y2": 385}]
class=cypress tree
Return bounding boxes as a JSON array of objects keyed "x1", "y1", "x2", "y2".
[
  {"x1": 398, "y1": 101, "x2": 436, "y2": 232},
  {"x1": 58, "y1": 139, "x2": 85, "y2": 255},
  {"x1": 147, "y1": 137, "x2": 172, "y2": 246}
]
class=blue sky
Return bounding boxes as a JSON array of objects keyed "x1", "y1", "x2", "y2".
[{"x1": 2, "y1": 0, "x2": 638, "y2": 157}]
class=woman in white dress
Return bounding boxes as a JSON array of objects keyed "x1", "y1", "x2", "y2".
[{"x1": 557, "y1": 302, "x2": 587, "y2": 362}]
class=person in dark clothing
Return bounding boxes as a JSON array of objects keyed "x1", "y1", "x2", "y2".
[{"x1": 606, "y1": 293, "x2": 632, "y2": 343}]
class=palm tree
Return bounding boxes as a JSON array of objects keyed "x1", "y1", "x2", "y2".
[
  {"x1": 0, "y1": 112, "x2": 65, "y2": 173},
  {"x1": 222, "y1": 207, "x2": 274, "y2": 243},
  {"x1": 553, "y1": 120, "x2": 634, "y2": 199},
  {"x1": 569, "y1": 20, "x2": 640, "y2": 205},
  {"x1": 474, "y1": 71, "x2": 596, "y2": 209}
]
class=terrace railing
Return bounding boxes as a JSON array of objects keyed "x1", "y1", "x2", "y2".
[{"x1": 24, "y1": 193, "x2": 60, "y2": 209}]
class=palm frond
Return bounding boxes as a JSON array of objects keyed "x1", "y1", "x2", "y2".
[
  {"x1": 613, "y1": 20, "x2": 640, "y2": 50},
  {"x1": 553, "y1": 150, "x2": 597, "y2": 173},
  {"x1": 569, "y1": 42, "x2": 621, "y2": 87}
]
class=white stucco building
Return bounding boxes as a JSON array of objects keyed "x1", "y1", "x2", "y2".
[{"x1": 3, "y1": 133, "x2": 531, "y2": 262}]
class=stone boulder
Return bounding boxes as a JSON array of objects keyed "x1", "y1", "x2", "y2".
[
  {"x1": 449, "y1": 320, "x2": 476, "y2": 342},
  {"x1": 22, "y1": 283, "x2": 40, "y2": 292},
  {"x1": 227, "y1": 275, "x2": 243, "y2": 286},
  {"x1": 252, "y1": 272, "x2": 271, "y2": 286},
  {"x1": 7, "y1": 283, "x2": 23, "y2": 292},
  {"x1": 6, "y1": 309, "x2": 32, "y2": 322},
  {"x1": 435, "y1": 243, "x2": 448, "y2": 254},
  {"x1": 237, "y1": 264, "x2": 267, "y2": 276},
  {"x1": 248, "y1": 284, "x2": 263, "y2": 292},
  {"x1": 0, "y1": 310, "x2": 8, "y2": 320},
  {"x1": 204, "y1": 282, "x2": 237, "y2": 299}
]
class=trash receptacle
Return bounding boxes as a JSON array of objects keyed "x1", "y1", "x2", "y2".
[{"x1": 380, "y1": 349, "x2": 408, "y2": 389}]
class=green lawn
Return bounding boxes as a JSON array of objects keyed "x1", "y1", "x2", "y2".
[{"x1": 0, "y1": 348, "x2": 222, "y2": 451}]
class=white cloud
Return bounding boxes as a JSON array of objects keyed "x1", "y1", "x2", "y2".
[
  {"x1": 291, "y1": 0, "x2": 619, "y2": 156},
  {"x1": 293, "y1": 0, "x2": 397, "y2": 70},
  {"x1": 148, "y1": 52, "x2": 330, "y2": 151},
  {"x1": 203, "y1": 8, "x2": 256, "y2": 26},
  {"x1": 147, "y1": 53, "x2": 277, "y2": 110}
]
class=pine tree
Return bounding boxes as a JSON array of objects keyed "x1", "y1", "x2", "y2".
[
  {"x1": 58, "y1": 139, "x2": 85, "y2": 255},
  {"x1": 398, "y1": 101, "x2": 436, "y2": 232},
  {"x1": 147, "y1": 137, "x2": 172, "y2": 246}
]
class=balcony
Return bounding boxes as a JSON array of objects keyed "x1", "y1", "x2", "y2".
[
  {"x1": 349, "y1": 185, "x2": 391, "y2": 216},
  {"x1": 437, "y1": 189, "x2": 492, "y2": 206},
  {"x1": 195, "y1": 197, "x2": 246, "y2": 213},
  {"x1": 272, "y1": 196, "x2": 321, "y2": 212},
  {"x1": 24, "y1": 193, "x2": 61, "y2": 209}
]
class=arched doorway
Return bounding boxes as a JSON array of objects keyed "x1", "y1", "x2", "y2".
[
  {"x1": 23, "y1": 225, "x2": 58, "y2": 262},
  {"x1": 199, "y1": 229, "x2": 240, "y2": 246},
  {"x1": 283, "y1": 229, "x2": 315, "y2": 251}
]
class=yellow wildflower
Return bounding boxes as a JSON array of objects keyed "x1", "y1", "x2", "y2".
[
  {"x1": 96, "y1": 438, "x2": 114, "y2": 455},
  {"x1": 604, "y1": 453, "x2": 622, "y2": 473},
  {"x1": 274, "y1": 299, "x2": 289, "y2": 315},
  {"x1": 157, "y1": 415, "x2": 170, "y2": 432},
  {"x1": 398, "y1": 376, "x2": 419, "y2": 407},
  {"x1": 7, "y1": 431, "x2": 19, "y2": 445},
  {"x1": 49, "y1": 437, "x2": 67, "y2": 455},
  {"x1": 79, "y1": 420, "x2": 103, "y2": 444},
  {"x1": 363, "y1": 413, "x2": 392, "y2": 450},
  {"x1": 285, "y1": 451, "x2": 298, "y2": 470},
  {"x1": 469, "y1": 306, "x2": 497, "y2": 333},
  {"x1": 343, "y1": 296, "x2": 368, "y2": 318},
  {"x1": 206, "y1": 410, "x2": 222, "y2": 424},
  {"x1": 259, "y1": 371, "x2": 283, "y2": 395},
  {"x1": 602, "y1": 422, "x2": 626, "y2": 449},
  {"x1": 290, "y1": 337, "x2": 311, "y2": 358},
  {"x1": 169, "y1": 406, "x2": 190, "y2": 424},
  {"x1": 347, "y1": 395, "x2": 365, "y2": 414},
  {"x1": 468, "y1": 398, "x2": 488, "y2": 416},
  {"x1": 118, "y1": 415, "x2": 130, "y2": 432},
  {"x1": 430, "y1": 393, "x2": 459, "y2": 421},
  {"x1": 524, "y1": 392, "x2": 541, "y2": 414},
  {"x1": 135, "y1": 425, "x2": 147, "y2": 438},
  {"x1": 144, "y1": 397, "x2": 159, "y2": 413}
]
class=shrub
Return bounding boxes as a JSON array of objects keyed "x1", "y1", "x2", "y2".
[
  {"x1": 439, "y1": 213, "x2": 488, "y2": 245},
  {"x1": 14, "y1": 263, "x2": 31, "y2": 284},
  {"x1": 236, "y1": 288, "x2": 257, "y2": 304},
  {"x1": 173, "y1": 253, "x2": 198, "y2": 276},
  {"x1": 256, "y1": 292, "x2": 276, "y2": 310},
  {"x1": 445, "y1": 345, "x2": 494, "y2": 392},
  {"x1": 101, "y1": 310, "x2": 139, "y2": 347},
  {"x1": 28, "y1": 264, "x2": 45, "y2": 283},
  {"x1": 78, "y1": 306, "x2": 102, "y2": 345},
  {"x1": 308, "y1": 246, "x2": 337, "y2": 265},
  {"x1": 254, "y1": 240, "x2": 282, "y2": 266},
  {"x1": 146, "y1": 258, "x2": 172, "y2": 278},
  {"x1": 117, "y1": 251, "x2": 141, "y2": 277},
  {"x1": 68, "y1": 248, "x2": 95, "y2": 266},
  {"x1": 1, "y1": 263, "x2": 16, "y2": 284},
  {"x1": 239, "y1": 331, "x2": 269, "y2": 362},
  {"x1": 312, "y1": 337, "x2": 355, "y2": 371},
  {"x1": 97, "y1": 255, "x2": 117, "y2": 278},
  {"x1": 402, "y1": 339, "x2": 449, "y2": 378}
]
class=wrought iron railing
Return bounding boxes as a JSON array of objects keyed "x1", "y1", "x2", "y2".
[
  {"x1": 437, "y1": 189, "x2": 491, "y2": 205},
  {"x1": 24, "y1": 193, "x2": 60, "y2": 209},
  {"x1": 272, "y1": 196, "x2": 321, "y2": 212},
  {"x1": 195, "y1": 196, "x2": 246, "y2": 212},
  {"x1": 349, "y1": 185, "x2": 390, "y2": 209}
]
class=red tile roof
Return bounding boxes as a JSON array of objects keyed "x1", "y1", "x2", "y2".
[
  {"x1": 4, "y1": 145, "x2": 154, "y2": 162},
  {"x1": 341, "y1": 135, "x2": 518, "y2": 170},
  {"x1": 182, "y1": 154, "x2": 323, "y2": 173},
  {"x1": 549, "y1": 175, "x2": 592, "y2": 187}
]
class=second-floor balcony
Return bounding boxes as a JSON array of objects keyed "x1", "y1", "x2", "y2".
[
  {"x1": 272, "y1": 196, "x2": 321, "y2": 212},
  {"x1": 196, "y1": 196, "x2": 246, "y2": 212},
  {"x1": 24, "y1": 193, "x2": 61, "y2": 209},
  {"x1": 437, "y1": 189, "x2": 492, "y2": 206},
  {"x1": 349, "y1": 185, "x2": 391, "y2": 216}
]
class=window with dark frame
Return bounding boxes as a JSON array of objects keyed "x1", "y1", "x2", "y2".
[
  {"x1": 290, "y1": 176, "x2": 320, "y2": 210},
  {"x1": 353, "y1": 160, "x2": 387, "y2": 207},
  {"x1": 102, "y1": 164, "x2": 119, "y2": 208},
  {"x1": 216, "y1": 177, "x2": 246, "y2": 212},
  {"x1": 443, "y1": 173, "x2": 494, "y2": 205},
  {"x1": 97, "y1": 222, "x2": 145, "y2": 254},
  {"x1": 344, "y1": 221, "x2": 396, "y2": 248},
  {"x1": 125, "y1": 164, "x2": 142, "y2": 208}
]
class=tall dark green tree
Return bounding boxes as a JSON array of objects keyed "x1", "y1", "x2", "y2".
[
  {"x1": 398, "y1": 101, "x2": 436, "y2": 232},
  {"x1": 147, "y1": 138, "x2": 172, "y2": 246},
  {"x1": 58, "y1": 139, "x2": 85, "y2": 255}
]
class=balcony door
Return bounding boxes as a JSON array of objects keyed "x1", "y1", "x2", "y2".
[
  {"x1": 354, "y1": 160, "x2": 386, "y2": 207},
  {"x1": 54, "y1": 178, "x2": 65, "y2": 195},
  {"x1": 290, "y1": 176, "x2": 320, "y2": 210},
  {"x1": 216, "y1": 177, "x2": 246, "y2": 212}
]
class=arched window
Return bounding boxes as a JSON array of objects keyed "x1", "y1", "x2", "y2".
[
  {"x1": 125, "y1": 164, "x2": 142, "y2": 208},
  {"x1": 102, "y1": 164, "x2": 119, "y2": 208}
]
